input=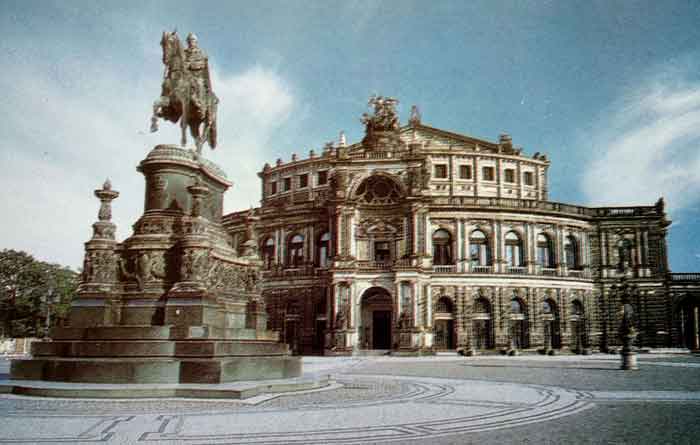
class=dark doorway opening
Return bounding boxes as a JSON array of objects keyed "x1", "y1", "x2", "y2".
[
  {"x1": 434, "y1": 319, "x2": 455, "y2": 349},
  {"x1": 373, "y1": 311, "x2": 392, "y2": 349},
  {"x1": 313, "y1": 320, "x2": 326, "y2": 354}
]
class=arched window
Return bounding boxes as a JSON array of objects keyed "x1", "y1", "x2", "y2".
[
  {"x1": 542, "y1": 300, "x2": 552, "y2": 315},
  {"x1": 262, "y1": 237, "x2": 275, "y2": 268},
  {"x1": 474, "y1": 297, "x2": 491, "y2": 314},
  {"x1": 618, "y1": 238, "x2": 633, "y2": 271},
  {"x1": 354, "y1": 175, "x2": 402, "y2": 205},
  {"x1": 432, "y1": 229, "x2": 453, "y2": 265},
  {"x1": 565, "y1": 235, "x2": 579, "y2": 269},
  {"x1": 436, "y1": 297, "x2": 453, "y2": 313},
  {"x1": 317, "y1": 232, "x2": 331, "y2": 268},
  {"x1": 537, "y1": 233, "x2": 554, "y2": 268},
  {"x1": 287, "y1": 234, "x2": 304, "y2": 267},
  {"x1": 470, "y1": 230, "x2": 491, "y2": 267},
  {"x1": 511, "y1": 298, "x2": 524, "y2": 314},
  {"x1": 505, "y1": 231, "x2": 523, "y2": 267},
  {"x1": 571, "y1": 300, "x2": 584, "y2": 318}
]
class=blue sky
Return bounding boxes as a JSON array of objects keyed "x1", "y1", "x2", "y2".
[{"x1": 1, "y1": 0, "x2": 700, "y2": 271}]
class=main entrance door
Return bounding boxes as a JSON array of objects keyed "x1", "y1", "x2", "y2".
[
  {"x1": 360, "y1": 287, "x2": 394, "y2": 350},
  {"x1": 434, "y1": 319, "x2": 454, "y2": 349},
  {"x1": 372, "y1": 311, "x2": 392, "y2": 349}
]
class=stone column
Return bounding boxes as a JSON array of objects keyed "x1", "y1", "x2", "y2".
[
  {"x1": 426, "y1": 284, "x2": 433, "y2": 328},
  {"x1": 694, "y1": 306, "x2": 700, "y2": 351},
  {"x1": 601, "y1": 230, "x2": 609, "y2": 278},
  {"x1": 556, "y1": 226, "x2": 564, "y2": 276},
  {"x1": 166, "y1": 180, "x2": 214, "y2": 327},
  {"x1": 71, "y1": 180, "x2": 120, "y2": 328},
  {"x1": 493, "y1": 221, "x2": 501, "y2": 273}
]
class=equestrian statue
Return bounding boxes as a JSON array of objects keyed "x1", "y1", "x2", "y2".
[{"x1": 150, "y1": 31, "x2": 219, "y2": 155}]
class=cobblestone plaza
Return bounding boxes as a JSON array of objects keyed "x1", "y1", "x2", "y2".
[{"x1": 2, "y1": 353, "x2": 700, "y2": 444}]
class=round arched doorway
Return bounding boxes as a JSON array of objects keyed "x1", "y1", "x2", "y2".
[
  {"x1": 542, "y1": 299, "x2": 561, "y2": 350},
  {"x1": 360, "y1": 287, "x2": 394, "y2": 350},
  {"x1": 434, "y1": 297, "x2": 456, "y2": 350},
  {"x1": 472, "y1": 297, "x2": 493, "y2": 350}
]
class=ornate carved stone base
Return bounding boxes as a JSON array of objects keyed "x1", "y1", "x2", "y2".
[{"x1": 11, "y1": 145, "x2": 300, "y2": 385}]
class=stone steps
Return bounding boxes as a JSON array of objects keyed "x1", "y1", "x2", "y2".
[
  {"x1": 32, "y1": 339, "x2": 289, "y2": 358},
  {"x1": 10, "y1": 355, "x2": 301, "y2": 384}
]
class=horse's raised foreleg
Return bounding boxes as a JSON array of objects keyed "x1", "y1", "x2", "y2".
[{"x1": 150, "y1": 98, "x2": 164, "y2": 132}]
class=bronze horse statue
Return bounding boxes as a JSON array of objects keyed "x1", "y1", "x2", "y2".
[{"x1": 150, "y1": 31, "x2": 218, "y2": 155}]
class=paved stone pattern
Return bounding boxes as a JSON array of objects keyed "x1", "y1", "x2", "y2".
[{"x1": 1, "y1": 354, "x2": 699, "y2": 444}]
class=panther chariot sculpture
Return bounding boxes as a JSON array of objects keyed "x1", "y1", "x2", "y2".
[{"x1": 150, "y1": 30, "x2": 219, "y2": 156}]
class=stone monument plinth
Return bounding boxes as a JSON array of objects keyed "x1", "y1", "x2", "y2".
[{"x1": 11, "y1": 145, "x2": 301, "y2": 384}]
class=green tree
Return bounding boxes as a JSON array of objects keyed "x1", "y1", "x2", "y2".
[{"x1": 0, "y1": 249, "x2": 78, "y2": 338}]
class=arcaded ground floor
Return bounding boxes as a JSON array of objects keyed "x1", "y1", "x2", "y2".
[{"x1": 1, "y1": 352, "x2": 700, "y2": 444}]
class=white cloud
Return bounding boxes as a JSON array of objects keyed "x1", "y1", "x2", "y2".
[
  {"x1": 0, "y1": 50, "x2": 294, "y2": 270},
  {"x1": 581, "y1": 66, "x2": 700, "y2": 212}
]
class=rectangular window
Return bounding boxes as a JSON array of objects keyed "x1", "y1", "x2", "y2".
[
  {"x1": 317, "y1": 170, "x2": 328, "y2": 185},
  {"x1": 283, "y1": 177, "x2": 291, "y2": 191},
  {"x1": 504, "y1": 169, "x2": 515, "y2": 183},
  {"x1": 459, "y1": 165, "x2": 472, "y2": 179},
  {"x1": 523, "y1": 171, "x2": 534, "y2": 186},
  {"x1": 270, "y1": 181, "x2": 277, "y2": 195},
  {"x1": 374, "y1": 241, "x2": 391, "y2": 262},
  {"x1": 298, "y1": 173, "x2": 308, "y2": 189},
  {"x1": 434, "y1": 164, "x2": 448, "y2": 179},
  {"x1": 482, "y1": 166, "x2": 495, "y2": 181}
]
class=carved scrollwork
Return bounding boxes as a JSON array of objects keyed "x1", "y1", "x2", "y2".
[
  {"x1": 180, "y1": 248, "x2": 209, "y2": 282},
  {"x1": 83, "y1": 250, "x2": 117, "y2": 283}
]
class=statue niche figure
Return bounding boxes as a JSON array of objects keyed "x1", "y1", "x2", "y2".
[{"x1": 151, "y1": 31, "x2": 219, "y2": 155}]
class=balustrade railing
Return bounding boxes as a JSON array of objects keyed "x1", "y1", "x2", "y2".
[
  {"x1": 262, "y1": 261, "x2": 594, "y2": 279},
  {"x1": 433, "y1": 265, "x2": 457, "y2": 273},
  {"x1": 429, "y1": 196, "x2": 660, "y2": 219},
  {"x1": 356, "y1": 260, "x2": 393, "y2": 271},
  {"x1": 669, "y1": 273, "x2": 700, "y2": 282}
]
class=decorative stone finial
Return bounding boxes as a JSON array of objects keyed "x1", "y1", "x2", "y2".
[
  {"x1": 291, "y1": 153, "x2": 297, "y2": 162},
  {"x1": 655, "y1": 197, "x2": 665, "y2": 214},
  {"x1": 241, "y1": 207, "x2": 260, "y2": 258},
  {"x1": 95, "y1": 180, "x2": 119, "y2": 222},
  {"x1": 309, "y1": 149, "x2": 316, "y2": 158},
  {"x1": 92, "y1": 180, "x2": 119, "y2": 240},
  {"x1": 276, "y1": 158, "x2": 283, "y2": 166},
  {"x1": 409, "y1": 105, "x2": 421, "y2": 126},
  {"x1": 499, "y1": 133, "x2": 513, "y2": 148},
  {"x1": 339, "y1": 131, "x2": 347, "y2": 146}
]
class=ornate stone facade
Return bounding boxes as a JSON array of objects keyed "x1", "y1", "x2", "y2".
[{"x1": 225, "y1": 97, "x2": 700, "y2": 355}]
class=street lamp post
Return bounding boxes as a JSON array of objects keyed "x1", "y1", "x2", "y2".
[{"x1": 611, "y1": 272, "x2": 639, "y2": 370}]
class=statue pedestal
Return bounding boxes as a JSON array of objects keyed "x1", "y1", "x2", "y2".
[
  {"x1": 11, "y1": 146, "x2": 301, "y2": 386},
  {"x1": 620, "y1": 350, "x2": 638, "y2": 370}
]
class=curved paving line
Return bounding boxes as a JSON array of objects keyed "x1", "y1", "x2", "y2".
[{"x1": 136, "y1": 379, "x2": 590, "y2": 444}]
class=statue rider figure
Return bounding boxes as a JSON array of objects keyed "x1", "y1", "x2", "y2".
[{"x1": 184, "y1": 33, "x2": 211, "y2": 117}]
